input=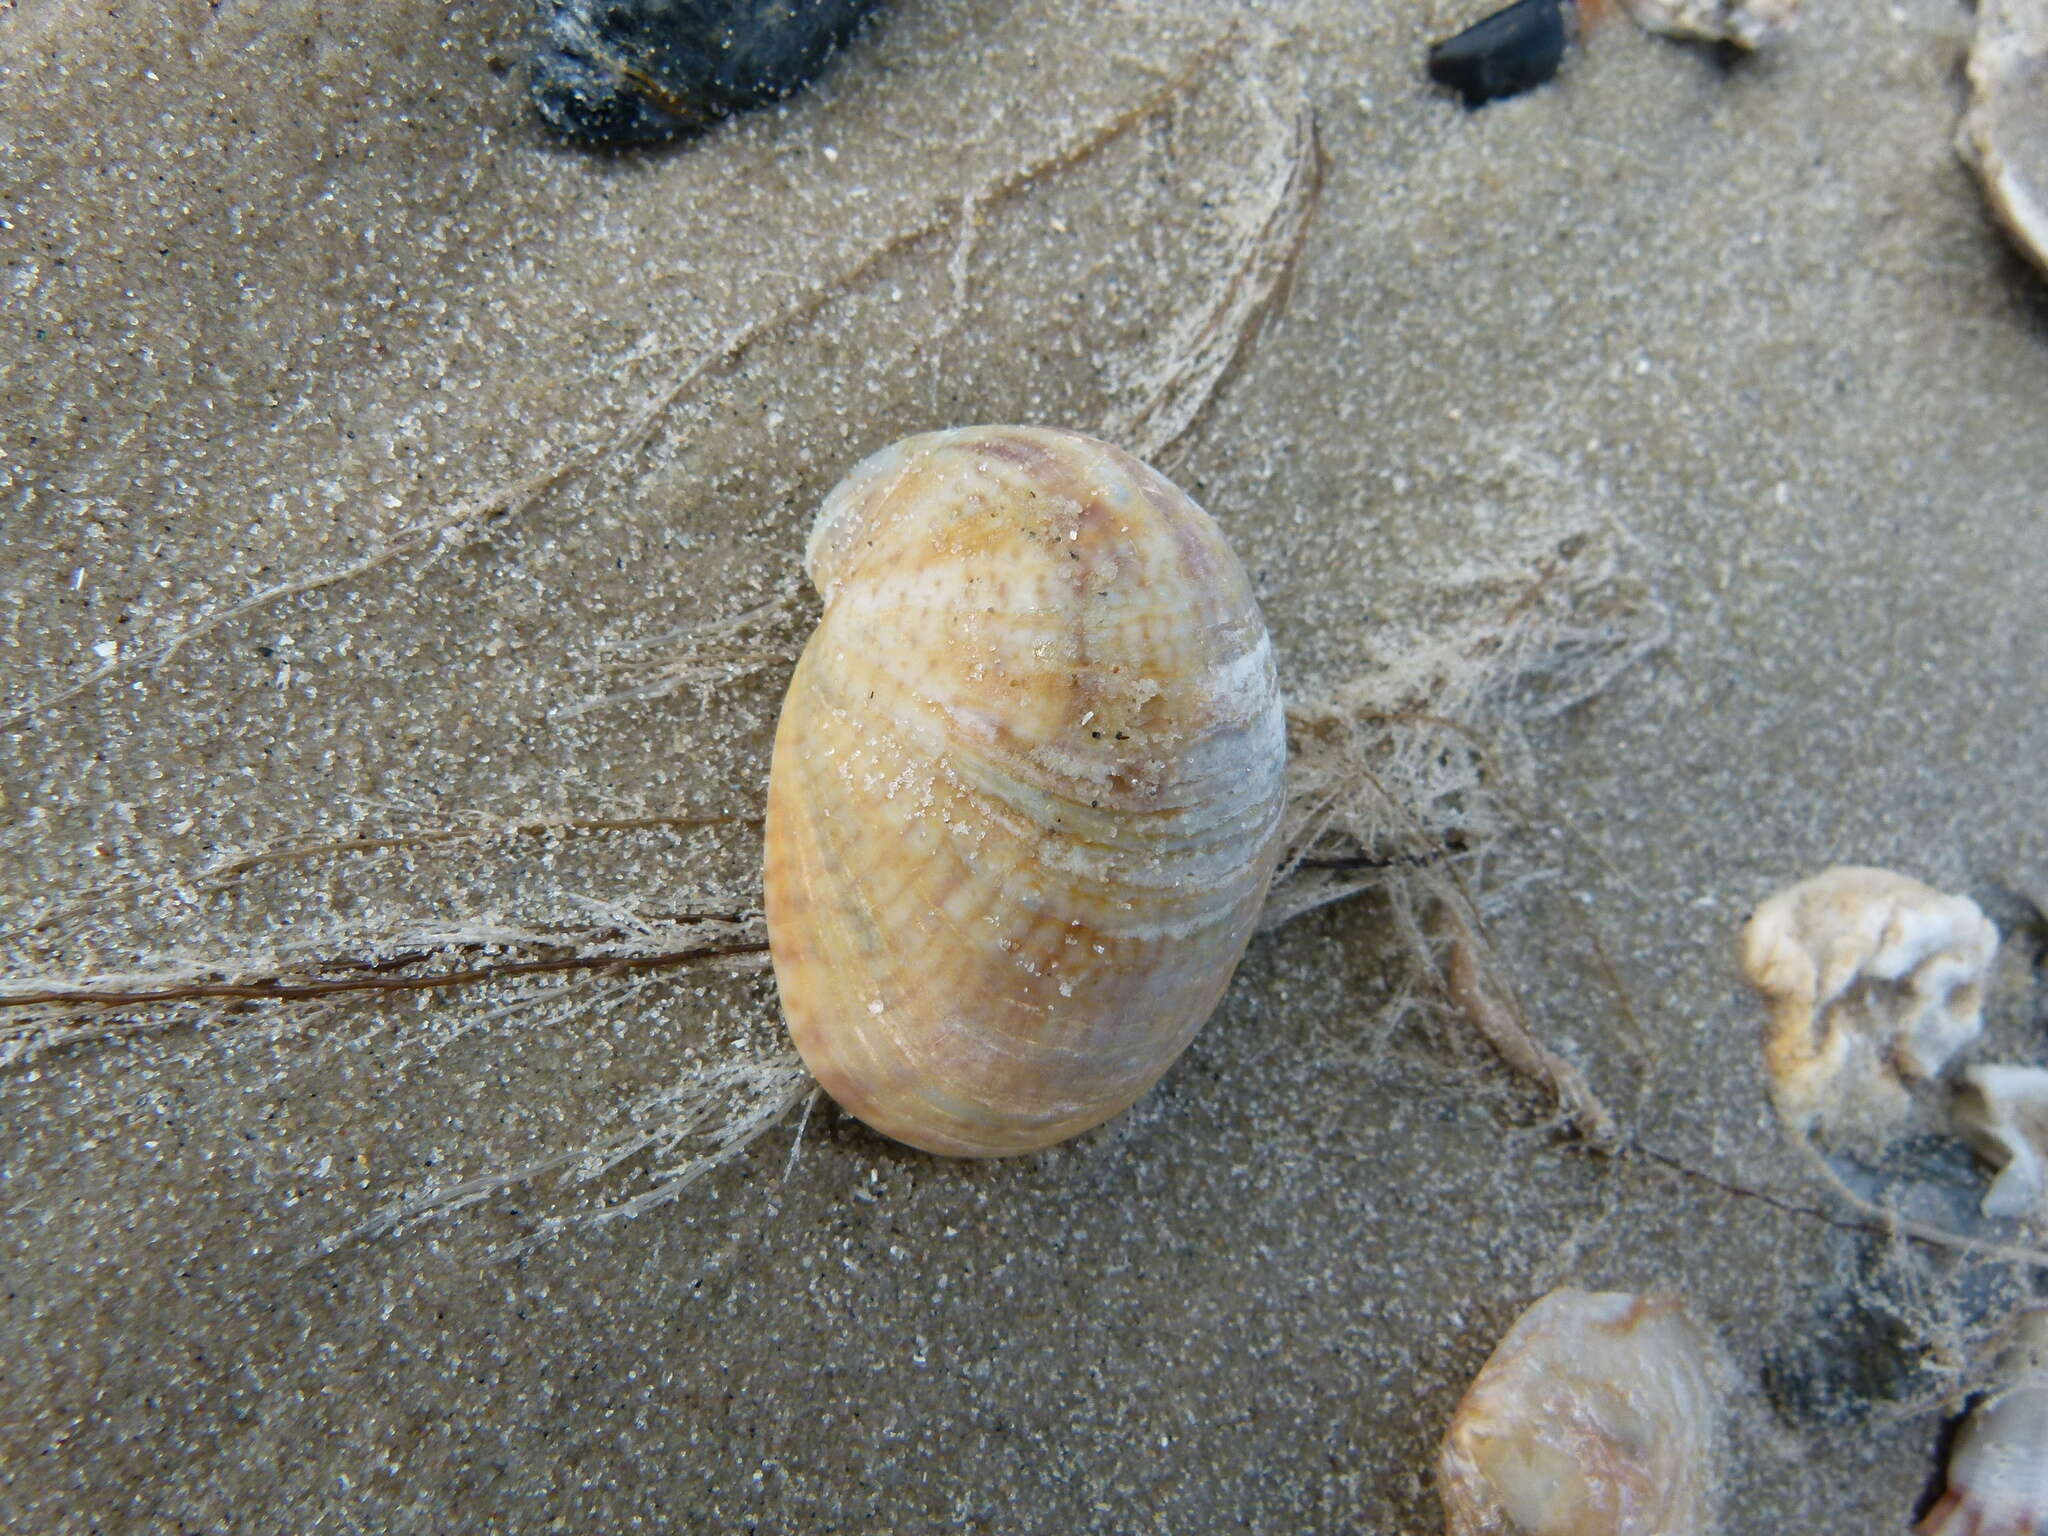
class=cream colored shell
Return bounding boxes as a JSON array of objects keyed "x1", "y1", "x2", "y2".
[
  {"x1": 763, "y1": 426, "x2": 1287, "y2": 1157},
  {"x1": 1437, "y1": 1289, "x2": 1723, "y2": 1536}
]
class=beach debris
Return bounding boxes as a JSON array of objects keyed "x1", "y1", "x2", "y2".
[
  {"x1": 1958, "y1": 0, "x2": 2048, "y2": 280},
  {"x1": 531, "y1": 0, "x2": 885, "y2": 147},
  {"x1": 1920, "y1": 1309, "x2": 2048, "y2": 1535},
  {"x1": 1428, "y1": 0, "x2": 1797, "y2": 114},
  {"x1": 1438, "y1": 1288, "x2": 1723, "y2": 1536},
  {"x1": 1620, "y1": 0, "x2": 1798, "y2": 49},
  {"x1": 1739, "y1": 867, "x2": 1997, "y2": 1141},
  {"x1": 1428, "y1": 0, "x2": 1577, "y2": 109},
  {"x1": 1955, "y1": 1065, "x2": 2048, "y2": 1220}
]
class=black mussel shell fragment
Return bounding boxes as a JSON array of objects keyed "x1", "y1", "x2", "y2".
[
  {"x1": 532, "y1": 0, "x2": 886, "y2": 147},
  {"x1": 1428, "y1": 0, "x2": 1573, "y2": 109}
]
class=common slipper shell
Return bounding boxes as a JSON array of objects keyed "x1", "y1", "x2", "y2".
[{"x1": 762, "y1": 426, "x2": 1287, "y2": 1156}]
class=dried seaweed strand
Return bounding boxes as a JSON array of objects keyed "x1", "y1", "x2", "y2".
[
  {"x1": 4, "y1": 821, "x2": 757, "y2": 951},
  {"x1": 1442, "y1": 911, "x2": 1621, "y2": 1150},
  {"x1": 1276, "y1": 643, "x2": 1627, "y2": 1146},
  {"x1": 1795, "y1": 1137, "x2": 2048, "y2": 1272},
  {"x1": 0, "y1": 465, "x2": 566, "y2": 730},
  {"x1": 3, "y1": 814, "x2": 759, "y2": 946},
  {"x1": 601, "y1": 24, "x2": 1255, "y2": 422},
  {"x1": 316, "y1": 1054, "x2": 813, "y2": 1262},
  {"x1": 1107, "y1": 58, "x2": 1321, "y2": 461},
  {"x1": 1, "y1": 933, "x2": 765, "y2": 1010},
  {"x1": 0, "y1": 30, "x2": 1254, "y2": 736},
  {"x1": 1634, "y1": 1143, "x2": 2048, "y2": 1273},
  {"x1": 197, "y1": 812, "x2": 758, "y2": 883}
]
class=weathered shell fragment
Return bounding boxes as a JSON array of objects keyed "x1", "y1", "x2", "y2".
[
  {"x1": 1738, "y1": 867, "x2": 1997, "y2": 1139},
  {"x1": 762, "y1": 427, "x2": 1288, "y2": 1157},
  {"x1": 1621, "y1": 0, "x2": 1798, "y2": 48},
  {"x1": 1437, "y1": 1289, "x2": 1723, "y2": 1536},
  {"x1": 1920, "y1": 1310, "x2": 2048, "y2": 1535},
  {"x1": 1955, "y1": 1065, "x2": 2048, "y2": 1220},
  {"x1": 1959, "y1": 0, "x2": 2048, "y2": 280}
]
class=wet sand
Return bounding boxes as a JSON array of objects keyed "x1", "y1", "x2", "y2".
[{"x1": 3, "y1": 0, "x2": 2045, "y2": 1529}]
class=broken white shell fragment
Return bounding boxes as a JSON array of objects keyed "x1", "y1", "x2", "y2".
[
  {"x1": 1958, "y1": 0, "x2": 2048, "y2": 281},
  {"x1": 1738, "y1": 867, "x2": 1996, "y2": 1139},
  {"x1": 1621, "y1": 0, "x2": 1798, "y2": 49},
  {"x1": 1920, "y1": 1310, "x2": 2048, "y2": 1535},
  {"x1": 1437, "y1": 1289, "x2": 1722, "y2": 1536},
  {"x1": 1955, "y1": 1065, "x2": 2048, "y2": 1219}
]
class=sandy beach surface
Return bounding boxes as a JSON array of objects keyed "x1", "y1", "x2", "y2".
[{"x1": 3, "y1": 0, "x2": 2045, "y2": 1529}]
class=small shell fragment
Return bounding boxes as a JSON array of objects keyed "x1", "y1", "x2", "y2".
[
  {"x1": 1920, "y1": 1310, "x2": 2048, "y2": 1535},
  {"x1": 1621, "y1": 0, "x2": 1799, "y2": 48},
  {"x1": 1437, "y1": 1289, "x2": 1722, "y2": 1536},
  {"x1": 1954, "y1": 1065, "x2": 2048, "y2": 1219},
  {"x1": 1738, "y1": 866, "x2": 1997, "y2": 1140},
  {"x1": 1958, "y1": 0, "x2": 2048, "y2": 281}
]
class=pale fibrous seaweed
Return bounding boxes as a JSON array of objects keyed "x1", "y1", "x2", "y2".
[{"x1": 531, "y1": 0, "x2": 885, "y2": 147}]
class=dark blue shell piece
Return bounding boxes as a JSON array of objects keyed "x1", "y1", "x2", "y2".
[
  {"x1": 532, "y1": 0, "x2": 886, "y2": 147},
  {"x1": 1427, "y1": 0, "x2": 1573, "y2": 109}
]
